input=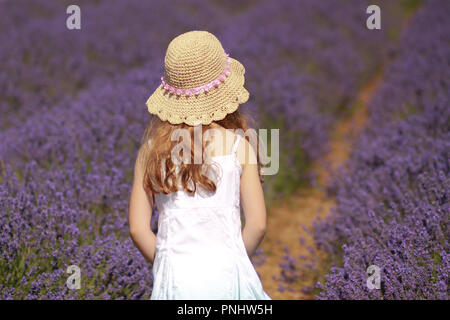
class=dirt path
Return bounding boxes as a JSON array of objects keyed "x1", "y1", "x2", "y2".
[{"x1": 255, "y1": 75, "x2": 382, "y2": 299}]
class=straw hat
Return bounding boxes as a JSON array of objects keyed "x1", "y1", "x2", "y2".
[{"x1": 145, "y1": 30, "x2": 249, "y2": 126}]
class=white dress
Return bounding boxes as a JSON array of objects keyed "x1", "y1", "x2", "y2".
[{"x1": 150, "y1": 135, "x2": 271, "y2": 300}]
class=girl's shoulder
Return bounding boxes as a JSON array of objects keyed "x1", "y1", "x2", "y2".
[
  {"x1": 206, "y1": 126, "x2": 238, "y2": 157},
  {"x1": 207, "y1": 126, "x2": 257, "y2": 168},
  {"x1": 234, "y1": 135, "x2": 258, "y2": 169}
]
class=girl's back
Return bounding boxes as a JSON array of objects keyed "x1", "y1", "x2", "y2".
[{"x1": 151, "y1": 131, "x2": 269, "y2": 299}]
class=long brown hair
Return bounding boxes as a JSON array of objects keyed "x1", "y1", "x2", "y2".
[{"x1": 140, "y1": 110, "x2": 262, "y2": 196}]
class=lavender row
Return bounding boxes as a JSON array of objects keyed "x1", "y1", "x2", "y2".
[{"x1": 311, "y1": 0, "x2": 449, "y2": 299}]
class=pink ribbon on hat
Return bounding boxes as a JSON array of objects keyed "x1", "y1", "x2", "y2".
[{"x1": 161, "y1": 53, "x2": 231, "y2": 96}]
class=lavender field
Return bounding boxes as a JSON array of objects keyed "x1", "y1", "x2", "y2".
[{"x1": 0, "y1": 0, "x2": 448, "y2": 299}]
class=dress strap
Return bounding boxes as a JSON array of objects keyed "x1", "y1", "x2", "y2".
[{"x1": 232, "y1": 134, "x2": 241, "y2": 154}]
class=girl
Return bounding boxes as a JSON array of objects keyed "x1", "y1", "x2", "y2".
[{"x1": 128, "y1": 30, "x2": 270, "y2": 300}]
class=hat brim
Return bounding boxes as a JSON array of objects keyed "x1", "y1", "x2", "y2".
[{"x1": 146, "y1": 57, "x2": 249, "y2": 126}]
